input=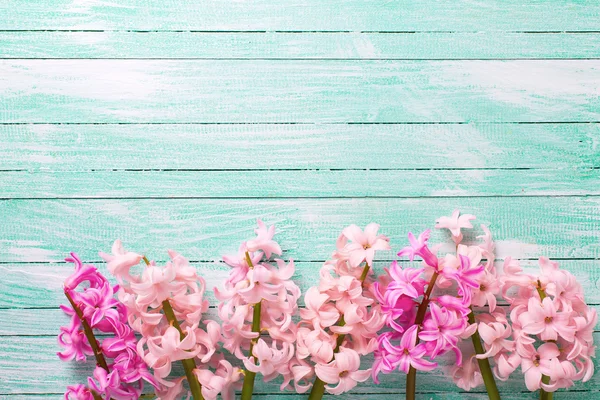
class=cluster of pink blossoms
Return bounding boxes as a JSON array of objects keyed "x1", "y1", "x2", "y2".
[
  {"x1": 482, "y1": 256, "x2": 597, "y2": 392},
  {"x1": 56, "y1": 214, "x2": 596, "y2": 398},
  {"x1": 59, "y1": 253, "x2": 157, "y2": 399},
  {"x1": 215, "y1": 220, "x2": 301, "y2": 390},
  {"x1": 373, "y1": 211, "x2": 496, "y2": 389},
  {"x1": 292, "y1": 223, "x2": 390, "y2": 394},
  {"x1": 102, "y1": 240, "x2": 240, "y2": 400}
]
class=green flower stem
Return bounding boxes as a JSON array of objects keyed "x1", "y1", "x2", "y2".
[
  {"x1": 91, "y1": 390, "x2": 103, "y2": 400},
  {"x1": 241, "y1": 251, "x2": 262, "y2": 400},
  {"x1": 143, "y1": 256, "x2": 204, "y2": 400},
  {"x1": 536, "y1": 285, "x2": 553, "y2": 400},
  {"x1": 467, "y1": 310, "x2": 501, "y2": 400},
  {"x1": 307, "y1": 262, "x2": 370, "y2": 400},
  {"x1": 64, "y1": 290, "x2": 110, "y2": 372},
  {"x1": 540, "y1": 375, "x2": 553, "y2": 400},
  {"x1": 162, "y1": 300, "x2": 204, "y2": 400},
  {"x1": 406, "y1": 271, "x2": 439, "y2": 400}
]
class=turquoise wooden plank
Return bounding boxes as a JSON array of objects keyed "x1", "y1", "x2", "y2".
[
  {"x1": 1, "y1": 169, "x2": 599, "y2": 199},
  {"x1": 2, "y1": 335, "x2": 599, "y2": 394},
  {"x1": 2, "y1": 60, "x2": 600, "y2": 123},
  {"x1": 1, "y1": 0, "x2": 599, "y2": 31},
  {"x1": 2, "y1": 259, "x2": 599, "y2": 322},
  {"x1": 2, "y1": 32, "x2": 600, "y2": 59},
  {"x1": 0, "y1": 197, "x2": 599, "y2": 264},
  {"x1": 2, "y1": 123, "x2": 598, "y2": 171}
]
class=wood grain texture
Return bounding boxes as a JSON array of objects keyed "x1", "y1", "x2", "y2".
[
  {"x1": 2, "y1": 123, "x2": 598, "y2": 171},
  {"x1": 2, "y1": 169, "x2": 600, "y2": 198},
  {"x1": 2, "y1": 60, "x2": 600, "y2": 123},
  {"x1": 2, "y1": 32, "x2": 600, "y2": 59},
  {"x1": 1, "y1": 0, "x2": 599, "y2": 31},
  {"x1": 1, "y1": 198, "x2": 600, "y2": 263},
  {"x1": 2, "y1": 335, "x2": 600, "y2": 395}
]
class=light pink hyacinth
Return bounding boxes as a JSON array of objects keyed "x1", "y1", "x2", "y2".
[
  {"x1": 483, "y1": 256, "x2": 596, "y2": 393},
  {"x1": 215, "y1": 220, "x2": 301, "y2": 392},
  {"x1": 102, "y1": 243, "x2": 240, "y2": 400},
  {"x1": 314, "y1": 347, "x2": 372, "y2": 394},
  {"x1": 435, "y1": 209, "x2": 476, "y2": 244},
  {"x1": 294, "y1": 223, "x2": 390, "y2": 395}
]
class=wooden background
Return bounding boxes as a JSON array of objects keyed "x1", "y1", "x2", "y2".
[{"x1": 1, "y1": 1, "x2": 599, "y2": 398}]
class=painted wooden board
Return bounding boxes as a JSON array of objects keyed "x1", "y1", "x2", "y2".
[
  {"x1": 2, "y1": 60, "x2": 600, "y2": 123},
  {"x1": 1, "y1": 197, "x2": 599, "y2": 264},
  {"x1": 2, "y1": 123, "x2": 598, "y2": 171},
  {"x1": 2, "y1": 32, "x2": 600, "y2": 59},
  {"x1": 2, "y1": 0, "x2": 600, "y2": 31},
  {"x1": 2, "y1": 335, "x2": 600, "y2": 395},
  {"x1": 1, "y1": 169, "x2": 599, "y2": 199}
]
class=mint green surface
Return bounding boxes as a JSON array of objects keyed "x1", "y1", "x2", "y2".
[{"x1": 1, "y1": 1, "x2": 600, "y2": 398}]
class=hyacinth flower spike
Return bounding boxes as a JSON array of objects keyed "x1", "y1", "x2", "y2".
[
  {"x1": 215, "y1": 220, "x2": 301, "y2": 400},
  {"x1": 283, "y1": 223, "x2": 391, "y2": 399},
  {"x1": 103, "y1": 242, "x2": 240, "y2": 400}
]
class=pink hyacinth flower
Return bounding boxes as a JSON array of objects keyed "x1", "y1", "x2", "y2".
[
  {"x1": 129, "y1": 264, "x2": 181, "y2": 308},
  {"x1": 342, "y1": 223, "x2": 390, "y2": 267},
  {"x1": 195, "y1": 360, "x2": 242, "y2": 400},
  {"x1": 519, "y1": 297, "x2": 576, "y2": 342},
  {"x1": 449, "y1": 355, "x2": 484, "y2": 391},
  {"x1": 245, "y1": 219, "x2": 282, "y2": 258},
  {"x1": 435, "y1": 209, "x2": 476, "y2": 243},
  {"x1": 476, "y1": 321, "x2": 514, "y2": 358},
  {"x1": 521, "y1": 343, "x2": 560, "y2": 391},
  {"x1": 98, "y1": 239, "x2": 143, "y2": 283},
  {"x1": 300, "y1": 287, "x2": 340, "y2": 329},
  {"x1": 65, "y1": 384, "x2": 95, "y2": 400},
  {"x1": 314, "y1": 347, "x2": 371, "y2": 395},
  {"x1": 397, "y1": 230, "x2": 439, "y2": 270},
  {"x1": 57, "y1": 316, "x2": 93, "y2": 362},
  {"x1": 379, "y1": 325, "x2": 437, "y2": 373}
]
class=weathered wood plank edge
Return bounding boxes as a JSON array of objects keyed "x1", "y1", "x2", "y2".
[
  {"x1": 2, "y1": 0, "x2": 600, "y2": 31},
  {"x1": 3, "y1": 195, "x2": 600, "y2": 200},
  {"x1": 4, "y1": 30, "x2": 600, "y2": 60},
  {"x1": 0, "y1": 29, "x2": 573, "y2": 33},
  {"x1": 6, "y1": 58, "x2": 600, "y2": 61}
]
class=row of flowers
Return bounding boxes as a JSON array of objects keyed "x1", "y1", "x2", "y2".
[{"x1": 58, "y1": 211, "x2": 596, "y2": 400}]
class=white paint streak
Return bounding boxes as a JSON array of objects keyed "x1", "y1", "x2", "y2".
[
  {"x1": 8, "y1": 246, "x2": 58, "y2": 262},
  {"x1": 0, "y1": 265, "x2": 67, "y2": 291},
  {"x1": 444, "y1": 60, "x2": 600, "y2": 119},
  {"x1": 494, "y1": 240, "x2": 541, "y2": 259},
  {"x1": 352, "y1": 34, "x2": 378, "y2": 58}
]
